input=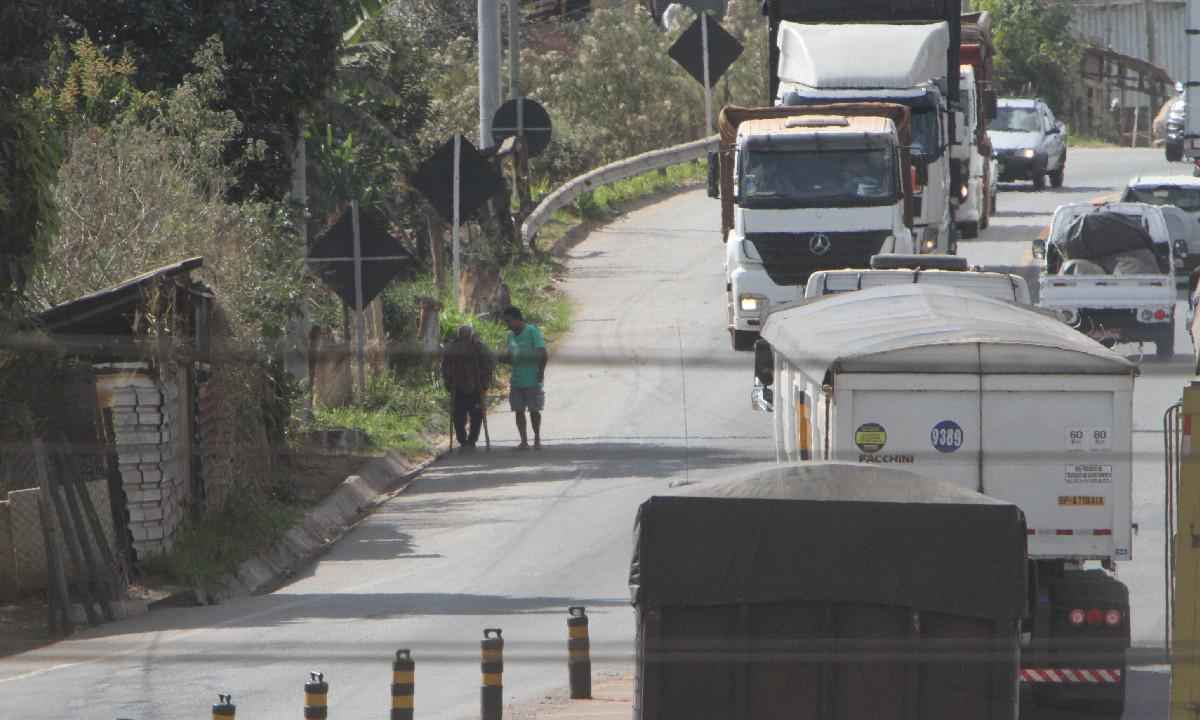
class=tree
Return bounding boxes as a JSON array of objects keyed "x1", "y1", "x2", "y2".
[
  {"x1": 974, "y1": 0, "x2": 1081, "y2": 114},
  {"x1": 64, "y1": 0, "x2": 351, "y2": 199}
]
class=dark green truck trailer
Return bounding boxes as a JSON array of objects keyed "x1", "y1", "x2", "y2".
[{"x1": 629, "y1": 463, "x2": 1027, "y2": 720}]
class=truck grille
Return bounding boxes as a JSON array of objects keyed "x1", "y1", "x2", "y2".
[{"x1": 748, "y1": 232, "x2": 891, "y2": 286}]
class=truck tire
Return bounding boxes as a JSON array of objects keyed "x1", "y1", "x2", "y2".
[
  {"x1": 1033, "y1": 172, "x2": 1046, "y2": 191},
  {"x1": 959, "y1": 221, "x2": 979, "y2": 239},
  {"x1": 731, "y1": 329, "x2": 758, "y2": 352},
  {"x1": 1168, "y1": 143, "x2": 1184, "y2": 162},
  {"x1": 980, "y1": 192, "x2": 990, "y2": 230},
  {"x1": 1157, "y1": 320, "x2": 1176, "y2": 360}
]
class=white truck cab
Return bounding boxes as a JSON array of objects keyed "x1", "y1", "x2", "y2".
[
  {"x1": 952, "y1": 65, "x2": 990, "y2": 238},
  {"x1": 776, "y1": 21, "x2": 954, "y2": 254},
  {"x1": 719, "y1": 112, "x2": 913, "y2": 350}
]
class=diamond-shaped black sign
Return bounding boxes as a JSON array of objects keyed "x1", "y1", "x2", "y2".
[
  {"x1": 411, "y1": 135, "x2": 506, "y2": 225},
  {"x1": 307, "y1": 204, "x2": 413, "y2": 307},
  {"x1": 667, "y1": 13, "x2": 743, "y2": 88}
]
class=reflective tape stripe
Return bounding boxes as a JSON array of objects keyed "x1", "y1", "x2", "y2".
[
  {"x1": 393, "y1": 671, "x2": 414, "y2": 684},
  {"x1": 482, "y1": 649, "x2": 503, "y2": 661},
  {"x1": 305, "y1": 693, "x2": 328, "y2": 706},
  {"x1": 482, "y1": 672, "x2": 503, "y2": 687},
  {"x1": 1021, "y1": 668, "x2": 1122, "y2": 684},
  {"x1": 1028, "y1": 529, "x2": 1112, "y2": 536},
  {"x1": 569, "y1": 626, "x2": 589, "y2": 639},
  {"x1": 392, "y1": 696, "x2": 414, "y2": 709}
]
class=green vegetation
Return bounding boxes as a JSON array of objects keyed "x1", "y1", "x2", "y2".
[
  {"x1": 1068, "y1": 134, "x2": 1121, "y2": 149},
  {"x1": 142, "y1": 489, "x2": 303, "y2": 588}
]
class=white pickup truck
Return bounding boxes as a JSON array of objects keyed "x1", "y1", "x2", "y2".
[
  {"x1": 1037, "y1": 202, "x2": 1177, "y2": 359},
  {"x1": 804, "y1": 254, "x2": 1032, "y2": 303}
]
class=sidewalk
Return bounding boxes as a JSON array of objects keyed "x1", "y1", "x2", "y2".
[{"x1": 510, "y1": 672, "x2": 634, "y2": 720}]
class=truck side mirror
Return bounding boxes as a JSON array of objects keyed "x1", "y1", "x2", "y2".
[
  {"x1": 1032, "y1": 238, "x2": 1046, "y2": 260},
  {"x1": 707, "y1": 151, "x2": 720, "y2": 199},
  {"x1": 753, "y1": 338, "x2": 774, "y2": 387},
  {"x1": 914, "y1": 160, "x2": 929, "y2": 187}
]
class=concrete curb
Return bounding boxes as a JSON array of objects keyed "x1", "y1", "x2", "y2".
[{"x1": 197, "y1": 445, "x2": 447, "y2": 604}]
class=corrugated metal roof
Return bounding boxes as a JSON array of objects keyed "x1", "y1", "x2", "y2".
[
  {"x1": 777, "y1": 21, "x2": 951, "y2": 89},
  {"x1": 761, "y1": 283, "x2": 1137, "y2": 378},
  {"x1": 1070, "y1": 0, "x2": 1185, "y2": 85}
]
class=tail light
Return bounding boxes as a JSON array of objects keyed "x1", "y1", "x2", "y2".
[
  {"x1": 1068, "y1": 608, "x2": 1086, "y2": 625},
  {"x1": 911, "y1": 166, "x2": 922, "y2": 192},
  {"x1": 1085, "y1": 608, "x2": 1104, "y2": 626},
  {"x1": 1155, "y1": 309, "x2": 1168, "y2": 320},
  {"x1": 1105, "y1": 609, "x2": 1122, "y2": 627}
]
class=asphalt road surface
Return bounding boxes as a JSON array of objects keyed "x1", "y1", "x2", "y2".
[{"x1": 0, "y1": 148, "x2": 1185, "y2": 719}]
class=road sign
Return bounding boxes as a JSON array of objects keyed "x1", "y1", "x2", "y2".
[
  {"x1": 667, "y1": 13, "x2": 742, "y2": 89},
  {"x1": 492, "y1": 98, "x2": 553, "y2": 158},
  {"x1": 307, "y1": 203, "x2": 412, "y2": 307},
  {"x1": 411, "y1": 135, "x2": 505, "y2": 224}
]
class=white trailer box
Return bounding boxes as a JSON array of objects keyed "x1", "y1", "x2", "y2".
[{"x1": 760, "y1": 283, "x2": 1136, "y2": 562}]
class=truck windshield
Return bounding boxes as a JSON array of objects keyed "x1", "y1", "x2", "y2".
[
  {"x1": 740, "y1": 148, "x2": 896, "y2": 207},
  {"x1": 1124, "y1": 186, "x2": 1200, "y2": 212},
  {"x1": 989, "y1": 107, "x2": 1040, "y2": 132},
  {"x1": 910, "y1": 109, "x2": 939, "y2": 158}
]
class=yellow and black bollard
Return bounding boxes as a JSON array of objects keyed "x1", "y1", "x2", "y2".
[
  {"x1": 304, "y1": 671, "x2": 329, "y2": 719},
  {"x1": 480, "y1": 628, "x2": 504, "y2": 720},
  {"x1": 567, "y1": 607, "x2": 592, "y2": 699},
  {"x1": 213, "y1": 693, "x2": 236, "y2": 720},
  {"x1": 391, "y1": 649, "x2": 415, "y2": 720}
]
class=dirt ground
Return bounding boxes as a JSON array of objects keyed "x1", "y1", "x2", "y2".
[{"x1": 0, "y1": 595, "x2": 52, "y2": 658}]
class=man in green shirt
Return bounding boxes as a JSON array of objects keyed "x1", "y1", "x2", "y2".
[{"x1": 501, "y1": 306, "x2": 547, "y2": 450}]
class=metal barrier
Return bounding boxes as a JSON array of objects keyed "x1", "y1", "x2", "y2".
[{"x1": 520, "y1": 135, "x2": 719, "y2": 246}]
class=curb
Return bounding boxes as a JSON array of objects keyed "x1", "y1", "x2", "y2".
[{"x1": 189, "y1": 445, "x2": 447, "y2": 605}]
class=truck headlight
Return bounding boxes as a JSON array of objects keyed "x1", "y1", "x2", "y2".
[
  {"x1": 959, "y1": 183, "x2": 969, "y2": 200},
  {"x1": 1021, "y1": 148, "x2": 1036, "y2": 158},
  {"x1": 739, "y1": 295, "x2": 765, "y2": 314},
  {"x1": 1060, "y1": 308, "x2": 1079, "y2": 325}
]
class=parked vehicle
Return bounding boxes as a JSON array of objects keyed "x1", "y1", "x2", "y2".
[
  {"x1": 712, "y1": 105, "x2": 915, "y2": 351},
  {"x1": 1120, "y1": 175, "x2": 1200, "y2": 276},
  {"x1": 989, "y1": 98, "x2": 1067, "y2": 190},
  {"x1": 1037, "y1": 202, "x2": 1177, "y2": 359},
  {"x1": 753, "y1": 283, "x2": 1136, "y2": 716},
  {"x1": 630, "y1": 461, "x2": 1027, "y2": 720}
]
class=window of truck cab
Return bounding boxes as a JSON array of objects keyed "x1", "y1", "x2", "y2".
[{"x1": 737, "y1": 141, "x2": 899, "y2": 209}]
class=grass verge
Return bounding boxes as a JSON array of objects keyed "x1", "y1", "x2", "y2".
[
  {"x1": 1069, "y1": 135, "x2": 1121, "y2": 149},
  {"x1": 531, "y1": 159, "x2": 707, "y2": 249}
]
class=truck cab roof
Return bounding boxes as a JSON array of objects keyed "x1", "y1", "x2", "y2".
[
  {"x1": 737, "y1": 115, "x2": 898, "y2": 144},
  {"x1": 805, "y1": 267, "x2": 1031, "y2": 304}
]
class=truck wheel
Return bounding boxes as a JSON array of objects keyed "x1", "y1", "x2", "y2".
[
  {"x1": 1168, "y1": 143, "x2": 1184, "y2": 162},
  {"x1": 1049, "y1": 168, "x2": 1065, "y2": 188},
  {"x1": 1033, "y1": 172, "x2": 1046, "y2": 191},
  {"x1": 980, "y1": 194, "x2": 990, "y2": 230},
  {"x1": 731, "y1": 329, "x2": 758, "y2": 352},
  {"x1": 1157, "y1": 321, "x2": 1176, "y2": 360},
  {"x1": 959, "y1": 221, "x2": 979, "y2": 239}
]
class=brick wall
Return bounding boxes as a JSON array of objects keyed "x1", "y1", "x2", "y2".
[{"x1": 97, "y1": 363, "x2": 188, "y2": 560}]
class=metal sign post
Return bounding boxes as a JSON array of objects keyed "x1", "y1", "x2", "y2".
[
  {"x1": 452, "y1": 134, "x2": 463, "y2": 306},
  {"x1": 701, "y1": 12, "x2": 713, "y2": 137},
  {"x1": 351, "y1": 200, "x2": 366, "y2": 396}
]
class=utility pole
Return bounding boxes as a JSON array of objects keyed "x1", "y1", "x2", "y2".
[{"x1": 479, "y1": 0, "x2": 502, "y2": 149}]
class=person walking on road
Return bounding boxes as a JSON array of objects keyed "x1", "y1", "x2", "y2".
[
  {"x1": 501, "y1": 306, "x2": 547, "y2": 450},
  {"x1": 441, "y1": 325, "x2": 494, "y2": 451}
]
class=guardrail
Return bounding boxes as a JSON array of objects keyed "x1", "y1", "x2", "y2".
[{"x1": 521, "y1": 135, "x2": 719, "y2": 246}]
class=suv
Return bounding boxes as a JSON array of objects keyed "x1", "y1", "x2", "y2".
[
  {"x1": 988, "y1": 98, "x2": 1067, "y2": 190},
  {"x1": 1120, "y1": 176, "x2": 1200, "y2": 277}
]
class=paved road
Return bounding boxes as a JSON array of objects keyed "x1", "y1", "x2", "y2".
[{"x1": 0, "y1": 148, "x2": 1185, "y2": 719}]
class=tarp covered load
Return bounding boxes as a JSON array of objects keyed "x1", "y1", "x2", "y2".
[
  {"x1": 630, "y1": 462, "x2": 1027, "y2": 622},
  {"x1": 1057, "y1": 211, "x2": 1160, "y2": 275},
  {"x1": 776, "y1": 22, "x2": 950, "y2": 90}
]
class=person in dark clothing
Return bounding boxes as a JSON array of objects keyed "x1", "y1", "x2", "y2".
[{"x1": 441, "y1": 325, "x2": 494, "y2": 450}]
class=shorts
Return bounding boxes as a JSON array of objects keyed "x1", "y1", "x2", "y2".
[{"x1": 509, "y1": 387, "x2": 545, "y2": 412}]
